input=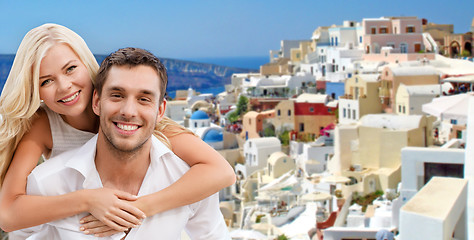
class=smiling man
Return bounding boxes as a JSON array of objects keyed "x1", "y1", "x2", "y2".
[{"x1": 19, "y1": 48, "x2": 229, "y2": 239}]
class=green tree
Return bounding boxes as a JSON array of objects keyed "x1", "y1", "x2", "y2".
[
  {"x1": 236, "y1": 95, "x2": 249, "y2": 116},
  {"x1": 262, "y1": 126, "x2": 275, "y2": 137},
  {"x1": 278, "y1": 130, "x2": 290, "y2": 146},
  {"x1": 228, "y1": 111, "x2": 239, "y2": 123}
]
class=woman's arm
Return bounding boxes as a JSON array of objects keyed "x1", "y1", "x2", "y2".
[
  {"x1": 134, "y1": 131, "x2": 236, "y2": 216},
  {"x1": 0, "y1": 111, "x2": 143, "y2": 232}
]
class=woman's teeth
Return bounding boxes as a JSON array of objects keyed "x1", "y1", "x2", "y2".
[{"x1": 61, "y1": 92, "x2": 79, "y2": 102}]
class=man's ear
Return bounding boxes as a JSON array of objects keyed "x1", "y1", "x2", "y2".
[
  {"x1": 156, "y1": 98, "x2": 167, "y2": 122},
  {"x1": 92, "y1": 90, "x2": 100, "y2": 116}
]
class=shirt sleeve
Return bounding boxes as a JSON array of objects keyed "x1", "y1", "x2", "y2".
[{"x1": 184, "y1": 193, "x2": 230, "y2": 240}]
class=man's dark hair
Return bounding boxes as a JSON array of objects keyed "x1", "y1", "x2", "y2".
[{"x1": 94, "y1": 47, "x2": 167, "y2": 103}]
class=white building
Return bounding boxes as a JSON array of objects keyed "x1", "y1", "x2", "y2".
[
  {"x1": 189, "y1": 110, "x2": 211, "y2": 130},
  {"x1": 464, "y1": 96, "x2": 474, "y2": 239},
  {"x1": 164, "y1": 100, "x2": 188, "y2": 123},
  {"x1": 242, "y1": 72, "x2": 316, "y2": 97},
  {"x1": 400, "y1": 146, "x2": 465, "y2": 204},
  {"x1": 396, "y1": 83, "x2": 452, "y2": 115},
  {"x1": 239, "y1": 137, "x2": 282, "y2": 178},
  {"x1": 400, "y1": 177, "x2": 467, "y2": 240}
]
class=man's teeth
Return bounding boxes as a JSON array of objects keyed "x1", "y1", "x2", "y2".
[
  {"x1": 61, "y1": 92, "x2": 79, "y2": 102},
  {"x1": 117, "y1": 123, "x2": 138, "y2": 131}
]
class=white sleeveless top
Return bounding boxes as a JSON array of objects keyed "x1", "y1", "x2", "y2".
[{"x1": 42, "y1": 106, "x2": 96, "y2": 159}]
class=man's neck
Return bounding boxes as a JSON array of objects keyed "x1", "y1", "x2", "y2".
[{"x1": 94, "y1": 135, "x2": 151, "y2": 195}]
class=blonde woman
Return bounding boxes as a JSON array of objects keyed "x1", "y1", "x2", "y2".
[{"x1": 0, "y1": 23, "x2": 235, "y2": 236}]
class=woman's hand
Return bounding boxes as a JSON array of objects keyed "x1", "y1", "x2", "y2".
[
  {"x1": 84, "y1": 188, "x2": 146, "y2": 231},
  {"x1": 80, "y1": 214, "x2": 127, "y2": 237}
]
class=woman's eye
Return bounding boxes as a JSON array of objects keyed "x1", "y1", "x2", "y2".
[
  {"x1": 66, "y1": 65, "x2": 77, "y2": 73},
  {"x1": 40, "y1": 79, "x2": 52, "y2": 87}
]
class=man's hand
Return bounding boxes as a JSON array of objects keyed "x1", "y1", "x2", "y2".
[
  {"x1": 84, "y1": 188, "x2": 146, "y2": 232},
  {"x1": 80, "y1": 214, "x2": 128, "y2": 237}
]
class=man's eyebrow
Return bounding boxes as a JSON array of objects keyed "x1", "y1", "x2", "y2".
[
  {"x1": 140, "y1": 90, "x2": 156, "y2": 96},
  {"x1": 106, "y1": 87, "x2": 156, "y2": 96},
  {"x1": 39, "y1": 60, "x2": 77, "y2": 79}
]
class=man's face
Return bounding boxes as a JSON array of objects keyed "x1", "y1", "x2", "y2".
[{"x1": 93, "y1": 65, "x2": 165, "y2": 153}]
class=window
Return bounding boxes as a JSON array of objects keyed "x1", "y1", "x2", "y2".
[
  {"x1": 379, "y1": 27, "x2": 388, "y2": 34},
  {"x1": 277, "y1": 109, "x2": 281, "y2": 116},
  {"x1": 194, "y1": 122, "x2": 197, "y2": 128},
  {"x1": 343, "y1": 108, "x2": 346, "y2": 118},
  {"x1": 371, "y1": 27, "x2": 376, "y2": 34},
  {"x1": 335, "y1": 37, "x2": 338, "y2": 46},
  {"x1": 400, "y1": 43, "x2": 408, "y2": 53},
  {"x1": 348, "y1": 109, "x2": 351, "y2": 119},
  {"x1": 451, "y1": 119, "x2": 458, "y2": 125},
  {"x1": 309, "y1": 107, "x2": 314, "y2": 112},
  {"x1": 414, "y1": 43, "x2": 421, "y2": 52},
  {"x1": 352, "y1": 110, "x2": 356, "y2": 119},
  {"x1": 331, "y1": 37, "x2": 334, "y2": 46},
  {"x1": 406, "y1": 26, "x2": 415, "y2": 33},
  {"x1": 249, "y1": 119, "x2": 251, "y2": 124},
  {"x1": 299, "y1": 123, "x2": 305, "y2": 132},
  {"x1": 359, "y1": 36, "x2": 362, "y2": 43},
  {"x1": 296, "y1": 53, "x2": 301, "y2": 59},
  {"x1": 403, "y1": 106, "x2": 406, "y2": 113},
  {"x1": 398, "y1": 105, "x2": 402, "y2": 113}
]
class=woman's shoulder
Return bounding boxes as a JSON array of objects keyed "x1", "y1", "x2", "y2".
[{"x1": 25, "y1": 107, "x2": 52, "y2": 149}]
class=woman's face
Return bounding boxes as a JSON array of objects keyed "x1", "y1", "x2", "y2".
[{"x1": 38, "y1": 43, "x2": 93, "y2": 117}]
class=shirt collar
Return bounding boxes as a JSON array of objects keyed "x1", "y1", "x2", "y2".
[{"x1": 64, "y1": 134, "x2": 173, "y2": 189}]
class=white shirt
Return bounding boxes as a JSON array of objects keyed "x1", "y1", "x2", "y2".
[{"x1": 15, "y1": 135, "x2": 230, "y2": 240}]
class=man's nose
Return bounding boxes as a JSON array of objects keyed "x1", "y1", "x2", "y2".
[{"x1": 121, "y1": 98, "x2": 138, "y2": 117}]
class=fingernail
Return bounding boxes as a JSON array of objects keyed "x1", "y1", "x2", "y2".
[
  {"x1": 80, "y1": 227, "x2": 85, "y2": 231},
  {"x1": 79, "y1": 220, "x2": 84, "y2": 224},
  {"x1": 84, "y1": 230, "x2": 90, "y2": 234},
  {"x1": 142, "y1": 215, "x2": 146, "y2": 219}
]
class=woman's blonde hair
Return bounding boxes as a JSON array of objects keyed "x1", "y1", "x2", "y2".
[{"x1": 0, "y1": 23, "x2": 194, "y2": 186}]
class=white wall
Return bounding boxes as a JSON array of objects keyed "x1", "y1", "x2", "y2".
[
  {"x1": 338, "y1": 98, "x2": 360, "y2": 124},
  {"x1": 465, "y1": 97, "x2": 474, "y2": 239},
  {"x1": 400, "y1": 147, "x2": 465, "y2": 204}
]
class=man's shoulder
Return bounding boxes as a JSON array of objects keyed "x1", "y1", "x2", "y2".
[{"x1": 30, "y1": 147, "x2": 81, "y2": 182}]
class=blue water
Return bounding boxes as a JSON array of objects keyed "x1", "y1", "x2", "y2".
[{"x1": 183, "y1": 56, "x2": 268, "y2": 70}]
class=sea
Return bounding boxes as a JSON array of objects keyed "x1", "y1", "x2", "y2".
[{"x1": 0, "y1": 55, "x2": 267, "y2": 99}]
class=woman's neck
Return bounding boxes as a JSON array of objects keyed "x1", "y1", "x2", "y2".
[{"x1": 61, "y1": 103, "x2": 99, "y2": 133}]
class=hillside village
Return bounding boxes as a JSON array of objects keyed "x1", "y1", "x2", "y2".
[{"x1": 167, "y1": 16, "x2": 474, "y2": 240}]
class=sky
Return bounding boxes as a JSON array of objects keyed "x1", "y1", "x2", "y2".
[{"x1": 0, "y1": 0, "x2": 472, "y2": 60}]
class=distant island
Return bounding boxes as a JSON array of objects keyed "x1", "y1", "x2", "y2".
[{"x1": 0, "y1": 54, "x2": 259, "y2": 92}]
